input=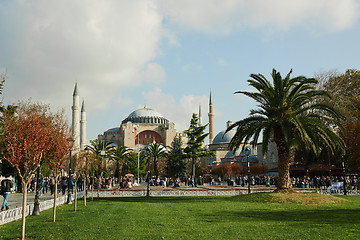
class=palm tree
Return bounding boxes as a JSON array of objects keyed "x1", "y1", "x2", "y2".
[
  {"x1": 146, "y1": 142, "x2": 167, "y2": 179},
  {"x1": 110, "y1": 145, "x2": 131, "y2": 178},
  {"x1": 227, "y1": 69, "x2": 345, "y2": 192},
  {"x1": 85, "y1": 140, "x2": 113, "y2": 176}
]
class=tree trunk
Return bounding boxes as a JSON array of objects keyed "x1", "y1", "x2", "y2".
[
  {"x1": 74, "y1": 179, "x2": 77, "y2": 212},
  {"x1": 274, "y1": 127, "x2": 293, "y2": 192},
  {"x1": 91, "y1": 174, "x2": 94, "y2": 201},
  {"x1": 117, "y1": 161, "x2": 123, "y2": 178},
  {"x1": 154, "y1": 158, "x2": 158, "y2": 180},
  {"x1": 276, "y1": 151, "x2": 292, "y2": 191},
  {"x1": 192, "y1": 158, "x2": 196, "y2": 179},
  {"x1": 21, "y1": 180, "x2": 27, "y2": 240},
  {"x1": 83, "y1": 176, "x2": 87, "y2": 207},
  {"x1": 53, "y1": 176, "x2": 58, "y2": 222}
]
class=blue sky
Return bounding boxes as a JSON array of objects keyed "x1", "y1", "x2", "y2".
[{"x1": 1, "y1": 0, "x2": 359, "y2": 143}]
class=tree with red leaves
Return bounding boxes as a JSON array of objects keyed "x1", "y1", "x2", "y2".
[
  {"x1": 2, "y1": 101, "x2": 53, "y2": 240},
  {"x1": 43, "y1": 111, "x2": 72, "y2": 222}
]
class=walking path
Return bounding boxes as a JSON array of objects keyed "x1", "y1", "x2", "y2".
[
  {"x1": 3, "y1": 184, "x2": 356, "y2": 211},
  {"x1": 3, "y1": 191, "x2": 60, "y2": 210},
  {"x1": 2, "y1": 185, "x2": 271, "y2": 211}
]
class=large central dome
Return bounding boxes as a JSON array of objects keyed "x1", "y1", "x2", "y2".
[
  {"x1": 122, "y1": 106, "x2": 169, "y2": 125},
  {"x1": 128, "y1": 107, "x2": 163, "y2": 118}
]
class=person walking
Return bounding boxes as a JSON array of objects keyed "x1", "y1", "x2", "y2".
[{"x1": 1, "y1": 174, "x2": 14, "y2": 211}]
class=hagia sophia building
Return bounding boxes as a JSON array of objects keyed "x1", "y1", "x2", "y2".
[
  {"x1": 97, "y1": 106, "x2": 187, "y2": 149},
  {"x1": 72, "y1": 84, "x2": 279, "y2": 174}
]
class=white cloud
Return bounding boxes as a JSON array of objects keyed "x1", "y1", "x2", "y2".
[
  {"x1": 182, "y1": 63, "x2": 203, "y2": 72},
  {"x1": 0, "y1": 0, "x2": 165, "y2": 114},
  {"x1": 217, "y1": 58, "x2": 227, "y2": 66},
  {"x1": 141, "y1": 63, "x2": 166, "y2": 84},
  {"x1": 158, "y1": 0, "x2": 359, "y2": 33},
  {"x1": 142, "y1": 88, "x2": 209, "y2": 132}
]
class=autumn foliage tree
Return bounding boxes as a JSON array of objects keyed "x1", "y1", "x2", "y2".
[
  {"x1": 316, "y1": 69, "x2": 360, "y2": 172},
  {"x1": 44, "y1": 111, "x2": 72, "y2": 222},
  {"x1": 77, "y1": 150, "x2": 95, "y2": 206},
  {"x1": 2, "y1": 101, "x2": 53, "y2": 240}
]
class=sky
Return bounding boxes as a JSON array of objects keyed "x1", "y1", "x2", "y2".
[{"x1": 1, "y1": 0, "x2": 360, "y2": 143}]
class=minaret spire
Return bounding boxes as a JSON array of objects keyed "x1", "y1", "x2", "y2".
[
  {"x1": 73, "y1": 82, "x2": 79, "y2": 96},
  {"x1": 208, "y1": 89, "x2": 214, "y2": 144},
  {"x1": 80, "y1": 100, "x2": 87, "y2": 150},
  {"x1": 72, "y1": 83, "x2": 80, "y2": 151}
]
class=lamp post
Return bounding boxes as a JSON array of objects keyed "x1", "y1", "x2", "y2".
[
  {"x1": 100, "y1": 149, "x2": 105, "y2": 197},
  {"x1": 133, "y1": 125, "x2": 140, "y2": 184},
  {"x1": 32, "y1": 165, "x2": 41, "y2": 215},
  {"x1": 244, "y1": 146, "x2": 251, "y2": 194},
  {"x1": 144, "y1": 147, "x2": 150, "y2": 197},
  {"x1": 342, "y1": 161, "x2": 347, "y2": 195}
]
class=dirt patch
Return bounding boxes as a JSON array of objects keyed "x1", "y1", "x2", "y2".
[{"x1": 268, "y1": 192, "x2": 346, "y2": 204}]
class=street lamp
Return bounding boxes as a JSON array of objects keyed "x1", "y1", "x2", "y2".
[
  {"x1": 133, "y1": 125, "x2": 140, "y2": 184},
  {"x1": 143, "y1": 147, "x2": 150, "y2": 197},
  {"x1": 100, "y1": 149, "x2": 105, "y2": 197},
  {"x1": 342, "y1": 161, "x2": 347, "y2": 195},
  {"x1": 32, "y1": 164, "x2": 41, "y2": 215},
  {"x1": 244, "y1": 146, "x2": 251, "y2": 194}
]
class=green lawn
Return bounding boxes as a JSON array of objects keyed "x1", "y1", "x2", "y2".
[{"x1": 0, "y1": 193, "x2": 359, "y2": 240}]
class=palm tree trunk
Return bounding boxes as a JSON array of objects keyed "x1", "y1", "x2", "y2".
[
  {"x1": 21, "y1": 180, "x2": 27, "y2": 240},
  {"x1": 154, "y1": 158, "x2": 158, "y2": 180},
  {"x1": 274, "y1": 128, "x2": 293, "y2": 192},
  {"x1": 118, "y1": 163, "x2": 123, "y2": 179},
  {"x1": 276, "y1": 152, "x2": 292, "y2": 191}
]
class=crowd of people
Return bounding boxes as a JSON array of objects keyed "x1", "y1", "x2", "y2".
[
  {"x1": 143, "y1": 175, "x2": 359, "y2": 190},
  {"x1": 1, "y1": 171, "x2": 359, "y2": 212}
]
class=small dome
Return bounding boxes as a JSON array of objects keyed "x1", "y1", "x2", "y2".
[
  {"x1": 224, "y1": 145, "x2": 255, "y2": 158},
  {"x1": 212, "y1": 129, "x2": 236, "y2": 144},
  {"x1": 240, "y1": 155, "x2": 259, "y2": 163}
]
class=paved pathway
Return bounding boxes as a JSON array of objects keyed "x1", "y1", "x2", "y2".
[
  {"x1": 1, "y1": 185, "x2": 353, "y2": 212},
  {"x1": 1, "y1": 185, "x2": 261, "y2": 210},
  {"x1": 1, "y1": 191, "x2": 67, "y2": 210}
]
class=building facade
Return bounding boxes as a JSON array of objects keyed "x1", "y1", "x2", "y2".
[{"x1": 98, "y1": 106, "x2": 184, "y2": 149}]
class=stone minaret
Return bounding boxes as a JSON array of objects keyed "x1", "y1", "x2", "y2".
[
  {"x1": 80, "y1": 100, "x2": 87, "y2": 150},
  {"x1": 198, "y1": 104, "x2": 202, "y2": 126},
  {"x1": 72, "y1": 83, "x2": 80, "y2": 151},
  {"x1": 208, "y1": 90, "x2": 214, "y2": 144}
]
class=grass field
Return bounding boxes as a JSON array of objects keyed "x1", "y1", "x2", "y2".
[{"x1": 0, "y1": 193, "x2": 359, "y2": 240}]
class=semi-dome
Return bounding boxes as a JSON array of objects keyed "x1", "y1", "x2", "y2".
[
  {"x1": 224, "y1": 148, "x2": 241, "y2": 158},
  {"x1": 122, "y1": 106, "x2": 169, "y2": 125},
  {"x1": 106, "y1": 127, "x2": 120, "y2": 132}
]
